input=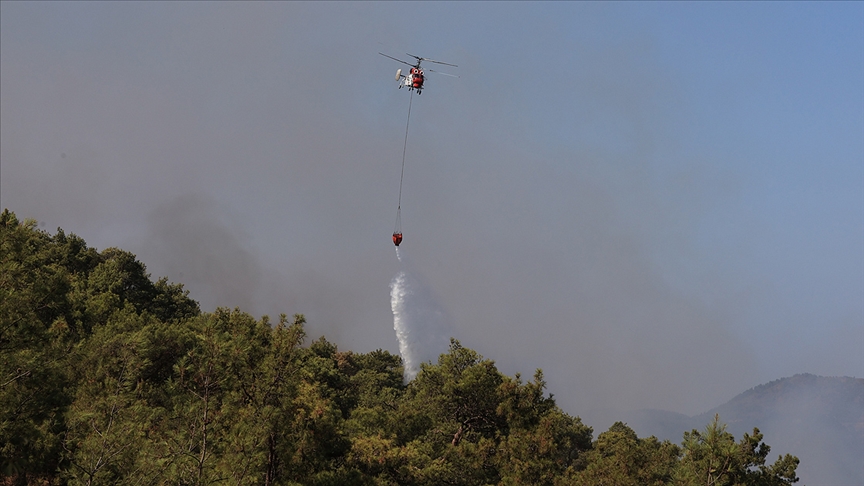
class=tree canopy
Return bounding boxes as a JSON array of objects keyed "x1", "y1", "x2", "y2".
[{"x1": 0, "y1": 209, "x2": 799, "y2": 485}]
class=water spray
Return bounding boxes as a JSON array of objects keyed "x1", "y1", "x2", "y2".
[{"x1": 389, "y1": 247, "x2": 450, "y2": 382}]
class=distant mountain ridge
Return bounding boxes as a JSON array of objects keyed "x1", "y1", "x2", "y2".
[
  {"x1": 624, "y1": 374, "x2": 864, "y2": 486},
  {"x1": 696, "y1": 374, "x2": 863, "y2": 429}
]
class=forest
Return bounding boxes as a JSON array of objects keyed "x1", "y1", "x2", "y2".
[{"x1": 1, "y1": 209, "x2": 800, "y2": 485}]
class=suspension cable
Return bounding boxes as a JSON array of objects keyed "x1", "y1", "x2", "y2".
[{"x1": 395, "y1": 90, "x2": 413, "y2": 232}]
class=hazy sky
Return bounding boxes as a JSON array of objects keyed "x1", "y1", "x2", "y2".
[{"x1": 2, "y1": 2, "x2": 862, "y2": 420}]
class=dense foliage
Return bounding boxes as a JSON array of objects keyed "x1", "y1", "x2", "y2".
[{"x1": 1, "y1": 209, "x2": 799, "y2": 485}]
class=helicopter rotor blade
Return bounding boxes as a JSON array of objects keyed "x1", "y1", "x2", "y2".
[
  {"x1": 406, "y1": 53, "x2": 458, "y2": 68},
  {"x1": 379, "y1": 52, "x2": 414, "y2": 67},
  {"x1": 426, "y1": 68, "x2": 460, "y2": 78}
]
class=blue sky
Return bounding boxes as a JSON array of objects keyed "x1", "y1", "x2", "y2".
[{"x1": 2, "y1": 2, "x2": 862, "y2": 421}]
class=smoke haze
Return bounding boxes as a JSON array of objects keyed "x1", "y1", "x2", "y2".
[{"x1": 2, "y1": 0, "x2": 862, "y2": 433}]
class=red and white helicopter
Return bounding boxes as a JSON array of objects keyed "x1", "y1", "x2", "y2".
[{"x1": 379, "y1": 52, "x2": 458, "y2": 95}]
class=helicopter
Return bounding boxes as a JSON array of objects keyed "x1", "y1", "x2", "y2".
[{"x1": 379, "y1": 52, "x2": 457, "y2": 95}]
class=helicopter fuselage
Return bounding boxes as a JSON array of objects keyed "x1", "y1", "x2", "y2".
[{"x1": 397, "y1": 66, "x2": 425, "y2": 93}]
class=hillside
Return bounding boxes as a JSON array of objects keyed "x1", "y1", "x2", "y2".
[
  {"x1": 625, "y1": 374, "x2": 864, "y2": 485},
  {"x1": 0, "y1": 209, "x2": 805, "y2": 485}
]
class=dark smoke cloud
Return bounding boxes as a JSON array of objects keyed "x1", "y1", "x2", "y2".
[{"x1": 144, "y1": 194, "x2": 263, "y2": 313}]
